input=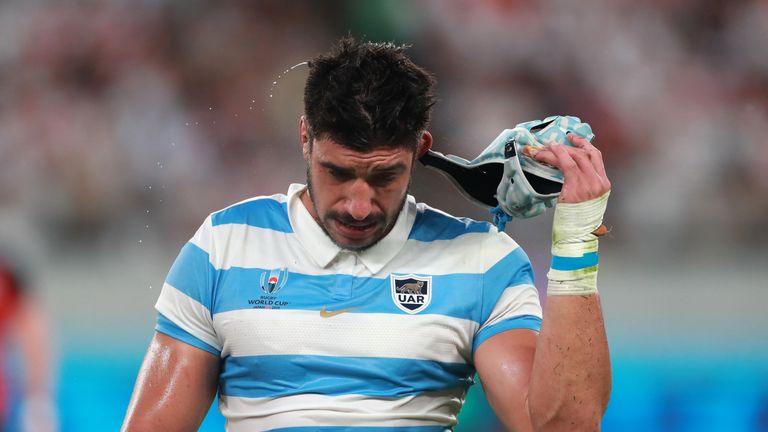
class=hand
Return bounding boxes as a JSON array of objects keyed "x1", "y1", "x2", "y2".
[{"x1": 531, "y1": 134, "x2": 611, "y2": 204}]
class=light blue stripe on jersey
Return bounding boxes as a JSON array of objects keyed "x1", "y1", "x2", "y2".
[
  {"x1": 551, "y1": 251, "x2": 598, "y2": 270},
  {"x1": 156, "y1": 313, "x2": 221, "y2": 356},
  {"x1": 212, "y1": 268, "x2": 482, "y2": 322},
  {"x1": 409, "y1": 208, "x2": 491, "y2": 242},
  {"x1": 219, "y1": 355, "x2": 473, "y2": 399},
  {"x1": 211, "y1": 198, "x2": 292, "y2": 232},
  {"x1": 472, "y1": 315, "x2": 542, "y2": 354},
  {"x1": 268, "y1": 427, "x2": 451, "y2": 432},
  {"x1": 165, "y1": 242, "x2": 215, "y2": 312},
  {"x1": 482, "y1": 247, "x2": 535, "y2": 293},
  {"x1": 480, "y1": 247, "x2": 535, "y2": 321}
]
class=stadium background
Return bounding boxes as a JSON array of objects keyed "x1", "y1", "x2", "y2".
[{"x1": 1, "y1": 0, "x2": 767, "y2": 430}]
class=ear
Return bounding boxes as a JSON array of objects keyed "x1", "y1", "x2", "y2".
[
  {"x1": 299, "y1": 116, "x2": 311, "y2": 160},
  {"x1": 416, "y1": 130, "x2": 433, "y2": 159}
]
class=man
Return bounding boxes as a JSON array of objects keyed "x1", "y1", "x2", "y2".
[
  {"x1": 123, "y1": 37, "x2": 611, "y2": 431},
  {"x1": 0, "y1": 256, "x2": 57, "y2": 432}
]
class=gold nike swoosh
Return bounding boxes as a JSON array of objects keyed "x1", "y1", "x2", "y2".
[{"x1": 319, "y1": 306, "x2": 357, "y2": 318}]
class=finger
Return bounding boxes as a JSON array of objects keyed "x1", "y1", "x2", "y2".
[
  {"x1": 531, "y1": 147, "x2": 558, "y2": 166},
  {"x1": 559, "y1": 144, "x2": 600, "y2": 178},
  {"x1": 559, "y1": 146, "x2": 608, "y2": 196},
  {"x1": 547, "y1": 143, "x2": 580, "y2": 178},
  {"x1": 535, "y1": 144, "x2": 607, "y2": 196},
  {"x1": 568, "y1": 134, "x2": 608, "y2": 182}
]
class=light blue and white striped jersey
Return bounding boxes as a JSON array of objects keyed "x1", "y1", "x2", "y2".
[{"x1": 155, "y1": 183, "x2": 542, "y2": 431}]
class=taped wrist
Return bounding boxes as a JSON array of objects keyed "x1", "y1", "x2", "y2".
[{"x1": 547, "y1": 192, "x2": 609, "y2": 296}]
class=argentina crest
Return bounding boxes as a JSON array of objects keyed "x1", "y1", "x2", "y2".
[{"x1": 390, "y1": 274, "x2": 432, "y2": 314}]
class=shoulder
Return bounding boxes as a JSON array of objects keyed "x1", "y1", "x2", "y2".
[
  {"x1": 409, "y1": 201, "x2": 526, "y2": 265},
  {"x1": 208, "y1": 193, "x2": 292, "y2": 232},
  {"x1": 409, "y1": 202, "x2": 495, "y2": 242}
]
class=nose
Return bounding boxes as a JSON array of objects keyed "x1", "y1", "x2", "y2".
[{"x1": 345, "y1": 179, "x2": 374, "y2": 221}]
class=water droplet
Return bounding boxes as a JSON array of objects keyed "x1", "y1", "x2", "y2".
[
  {"x1": 146, "y1": 210, "x2": 150, "y2": 214},
  {"x1": 148, "y1": 185, "x2": 152, "y2": 190},
  {"x1": 249, "y1": 106, "x2": 253, "y2": 110},
  {"x1": 251, "y1": 99, "x2": 256, "y2": 103},
  {"x1": 138, "y1": 239, "x2": 143, "y2": 243},
  {"x1": 235, "y1": 114, "x2": 238, "y2": 117},
  {"x1": 185, "y1": 122, "x2": 190, "y2": 126},
  {"x1": 171, "y1": 142, "x2": 176, "y2": 147},
  {"x1": 208, "y1": 107, "x2": 213, "y2": 111},
  {"x1": 159, "y1": 199, "x2": 163, "y2": 203},
  {"x1": 195, "y1": 121, "x2": 199, "y2": 126},
  {"x1": 145, "y1": 225, "x2": 149, "y2": 229},
  {"x1": 268, "y1": 61, "x2": 308, "y2": 101},
  {"x1": 149, "y1": 285, "x2": 153, "y2": 289}
]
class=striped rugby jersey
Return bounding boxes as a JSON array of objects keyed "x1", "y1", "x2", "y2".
[{"x1": 155, "y1": 183, "x2": 542, "y2": 431}]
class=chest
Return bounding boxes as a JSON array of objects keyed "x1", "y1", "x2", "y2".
[{"x1": 210, "y1": 265, "x2": 481, "y2": 365}]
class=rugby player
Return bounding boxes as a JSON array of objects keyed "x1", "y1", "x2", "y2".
[{"x1": 122, "y1": 37, "x2": 611, "y2": 432}]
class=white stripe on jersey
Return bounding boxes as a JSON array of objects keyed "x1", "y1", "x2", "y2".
[
  {"x1": 478, "y1": 284, "x2": 542, "y2": 333},
  {"x1": 207, "y1": 223, "x2": 520, "y2": 276},
  {"x1": 219, "y1": 388, "x2": 464, "y2": 431},
  {"x1": 188, "y1": 215, "x2": 213, "y2": 254},
  {"x1": 156, "y1": 283, "x2": 222, "y2": 351},
  {"x1": 214, "y1": 308, "x2": 478, "y2": 364}
]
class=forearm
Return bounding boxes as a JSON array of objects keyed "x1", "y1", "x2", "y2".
[
  {"x1": 528, "y1": 192, "x2": 612, "y2": 430},
  {"x1": 527, "y1": 293, "x2": 611, "y2": 431}
]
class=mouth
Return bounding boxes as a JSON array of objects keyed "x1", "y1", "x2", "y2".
[{"x1": 332, "y1": 219, "x2": 378, "y2": 240}]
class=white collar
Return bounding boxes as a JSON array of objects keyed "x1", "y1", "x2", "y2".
[{"x1": 286, "y1": 183, "x2": 416, "y2": 274}]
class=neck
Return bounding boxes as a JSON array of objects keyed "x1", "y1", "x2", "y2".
[{"x1": 299, "y1": 189, "x2": 321, "y2": 225}]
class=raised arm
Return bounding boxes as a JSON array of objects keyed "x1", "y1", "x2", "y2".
[
  {"x1": 121, "y1": 332, "x2": 220, "y2": 432},
  {"x1": 475, "y1": 134, "x2": 612, "y2": 431}
]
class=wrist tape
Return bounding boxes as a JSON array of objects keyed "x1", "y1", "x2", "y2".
[{"x1": 547, "y1": 191, "x2": 609, "y2": 296}]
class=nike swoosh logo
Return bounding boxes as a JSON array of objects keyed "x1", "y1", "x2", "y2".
[{"x1": 319, "y1": 306, "x2": 357, "y2": 318}]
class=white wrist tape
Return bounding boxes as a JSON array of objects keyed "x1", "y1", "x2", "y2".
[{"x1": 547, "y1": 191, "x2": 609, "y2": 296}]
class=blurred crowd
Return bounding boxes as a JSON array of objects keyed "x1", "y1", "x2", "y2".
[
  {"x1": 1, "y1": 0, "x2": 766, "y2": 256},
  {"x1": 1, "y1": 1, "x2": 766, "y2": 430}
]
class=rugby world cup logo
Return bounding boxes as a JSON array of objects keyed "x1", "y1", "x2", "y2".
[
  {"x1": 390, "y1": 274, "x2": 432, "y2": 314},
  {"x1": 260, "y1": 268, "x2": 288, "y2": 294}
]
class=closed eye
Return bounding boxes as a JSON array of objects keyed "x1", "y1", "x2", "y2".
[
  {"x1": 324, "y1": 165, "x2": 355, "y2": 182},
  {"x1": 368, "y1": 173, "x2": 398, "y2": 186}
]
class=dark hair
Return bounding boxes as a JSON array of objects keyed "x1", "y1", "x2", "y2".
[{"x1": 303, "y1": 36, "x2": 436, "y2": 153}]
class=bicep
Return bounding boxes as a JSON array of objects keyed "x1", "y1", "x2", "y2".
[
  {"x1": 122, "y1": 332, "x2": 220, "y2": 432},
  {"x1": 474, "y1": 328, "x2": 538, "y2": 432}
]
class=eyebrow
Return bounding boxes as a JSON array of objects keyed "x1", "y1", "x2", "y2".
[
  {"x1": 319, "y1": 161, "x2": 407, "y2": 176},
  {"x1": 319, "y1": 161, "x2": 355, "y2": 177}
]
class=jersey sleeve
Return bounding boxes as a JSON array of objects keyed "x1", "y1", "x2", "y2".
[
  {"x1": 473, "y1": 230, "x2": 543, "y2": 354},
  {"x1": 154, "y1": 215, "x2": 222, "y2": 356}
]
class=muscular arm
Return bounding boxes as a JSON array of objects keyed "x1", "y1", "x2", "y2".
[
  {"x1": 121, "y1": 332, "x2": 220, "y2": 432},
  {"x1": 476, "y1": 135, "x2": 612, "y2": 431},
  {"x1": 476, "y1": 296, "x2": 610, "y2": 431}
]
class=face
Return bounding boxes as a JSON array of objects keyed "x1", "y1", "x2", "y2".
[{"x1": 300, "y1": 118, "x2": 431, "y2": 251}]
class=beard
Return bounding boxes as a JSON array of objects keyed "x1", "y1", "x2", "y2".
[{"x1": 306, "y1": 167, "x2": 408, "y2": 252}]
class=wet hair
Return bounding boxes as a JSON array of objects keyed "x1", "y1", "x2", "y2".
[{"x1": 303, "y1": 36, "x2": 436, "y2": 153}]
